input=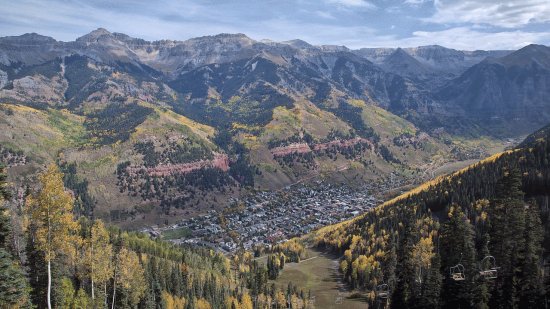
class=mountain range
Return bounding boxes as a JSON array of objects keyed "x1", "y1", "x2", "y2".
[{"x1": 1, "y1": 28, "x2": 550, "y2": 226}]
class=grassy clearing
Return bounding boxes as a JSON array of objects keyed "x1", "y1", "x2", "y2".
[
  {"x1": 273, "y1": 248, "x2": 367, "y2": 309},
  {"x1": 47, "y1": 109, "x2": 89, "y2": 146},
  {"x1": 161, "y1": 227, "x2": 192, "y2": 240}
]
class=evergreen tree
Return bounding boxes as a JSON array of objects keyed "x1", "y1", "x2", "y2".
[
  {"x1": 0, "y1": 163, "x2": 10, "y2": 201},
  {"x1": 440, "y1": 206, "x2": 477, "y2": 309},
  {"x1": 0, "y1": 205, "x2": 10, "y2": 250},
  {"x1": 0, "y1": 164, "x2": 30, "y2": 308},
  {"x1": 26, "y1": 229, "x2": 48, "y2": 308},
  {"x1": 0, "y1": 163, "x2": 12, "y2": 249},
  {"x1": 419, "y1": 251, "x2": 443, "y2": 309},
  {"x1": 488, "y1": 169, "x2": 526, "y2": 309},
  {"x1": 267, "y1": 254, "x2": 280, "y2": 280},
  {"x1": 391, "y1": 210, "x2": 418, "y2": 308},
  {"x1": 0, "y1": 248, "x2": 30, "y2": 307},
  {"x1": 384, "y1": 235, "x2": 397, "y2": 292},
  {"x1": 518, "y1": 201, "x2": 544, "y2": 308},
  {"x1": 474, "y1": 232, "x2": 491, "y2": 309}
]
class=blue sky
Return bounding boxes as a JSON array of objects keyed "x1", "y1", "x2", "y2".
[{"x1": 1, "y1": 0, "x2": 550, "y2": 50}]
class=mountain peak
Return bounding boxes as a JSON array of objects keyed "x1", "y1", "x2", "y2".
[
  {"x1": 383, "y1": 46, "x2": 432, "y2": 76},
  {"x1": 76, "y1": 28, "x2": 114, "y2": 43},
  {"x1": 185, "y1": 33, "x2": 256, "y2": 46},
  {"x1": 0, "y1": 33, "x2": 57, "y2": 44},
  {"x1": 385, "y1": 47, "x2": 417, "y2": 63},
  {"x1": 212, "y1": 33, "x2": 251, "y2": 40},
  {"x1": 319, "y1": 45, "x2": 349, "y2": 52},
  {"x1": 498, "y1": 44, "x2": 550, "y2": 69},
  {"x1": 281, "y1": 39, "x2": 313, "y2": 49},
  {"x1": 516, "y1": 44, "x2": 550, "y2": 57}
]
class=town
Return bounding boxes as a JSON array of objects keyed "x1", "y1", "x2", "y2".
[{"x1": 143, "y1": 181, "x2": 386, "y2": 254}]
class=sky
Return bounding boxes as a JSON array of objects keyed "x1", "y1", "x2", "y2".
[{"x1": 1, "y1": 0, "x2": 550, "y2": 50}]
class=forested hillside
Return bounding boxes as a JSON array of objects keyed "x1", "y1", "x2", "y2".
[
  {"x1": 314, "y1": 125, "x2": 550, "y2": 308},
  {"x1": 0, "y1": 164, "x2": 313, "y2": 309}
]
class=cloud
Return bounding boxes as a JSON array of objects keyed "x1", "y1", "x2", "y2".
[
  {"x1": 362, "y1": 27, "x2": 550, "y2": 50},
  {"x1": 404, "y1": 0, "x2": 431, "y2": 6},
  {"x1": 325, "y1": 0, "x2": 376, "y2": 9},
  {"x1": 1, "y1": 0, "x2": 550, "y2": 50},
  {"x1": 428, "y1": 0, "x2": 550, "y2": 28},
  {"x1": 315, "y1": 11, "x2": 336, "y2": 19}
]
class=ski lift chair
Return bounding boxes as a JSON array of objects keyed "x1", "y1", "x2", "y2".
[
  {"x1": 479, "y1": 256, "x2": 498, "y2": 279},
  {"x1": 450, "y1": 264, "x2": 466, "y2": 281},
  {"x1": 376, "y1": 284, "x2": 390, "y2": 299}
]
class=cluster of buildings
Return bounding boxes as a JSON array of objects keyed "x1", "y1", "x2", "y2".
[{"x1": 146, "y1": 182, "x2": 380, "y2": 253}]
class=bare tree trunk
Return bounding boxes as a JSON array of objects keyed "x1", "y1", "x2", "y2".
[
  {"x1": 111, "y1": 268, "x2": 117, "y2": 309},
  {"x1": 47, "y1": 213, "x2": 52, "y2": 309},
  {"x1": 91, "y1": 241, "x2": 95, "y2": 300},
  {"x1": 47, "y1": 259, "x2": 52, "y2": 309},
  {"x1": 104, "y1": 283, "x2": 108, "y2": 308}
]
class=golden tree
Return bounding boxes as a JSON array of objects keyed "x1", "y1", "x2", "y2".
[
  {"x1": 196, "y1": 298, "x2": 212, "y2": 309},
  {"x1": 116, "y1": 247, "x2": 146, "y2": 307},
  {"x1": 241, "y1": 292, "x2": 253, "y2": 309},
  {"x1": 411, "y1": 235, "x2": 435, "y2": 284},
  {"x1": 27, "y1": 164, "x2": 78, "y2": 309},
  {"x1": 83, "y1": 220, "x2": 113, "y2": 304}
]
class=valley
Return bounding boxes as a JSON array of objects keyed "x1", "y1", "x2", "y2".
[
  {"x1": 0, "y1": 28, "x2": 532, "y2": 249},
  {"x1": 1, "y1": 24, "x2": 550, "y2": 309}
]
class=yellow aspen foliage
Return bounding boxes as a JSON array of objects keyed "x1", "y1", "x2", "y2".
[
  {"x1": 27, "y1": 164, "x2": 79, "y2": 309},
  {"x1": 117, "y1": 247, "x2": 146, "y2": 306},
  {"x1": 174, "y1": 296, "x2": 186, "y2": 309},
  {"x1": 83, "y1": 220, "x2": 113, "y2": 300},
  {"x1": 290, "y1": 295, "x2": 303, "y2": 309},
  {"x1": 27, "y1": 164, "x2": 79, "y2": 262},
  {"x1": 241, "y1": 292, "x2": 253, "y2": 309},
  {"x1": 225, "y1": 296, "x2": 240, "y2": 309},
  {"x1": 196, "y1": 298, "x2": 212, "y2": 309},
  {"x1": 162, "y1": 291, "x2": 175, "y2": 309},
  {"x1": 256, "y1": 294, "x2": 268, "y2": 308},
  {"x1": 480, "y1": 211, "x2": 488, "y2": 221},
  {"x1": 162, "y1": 291, "x2": 186, "y2": 309},
  {"x1": 242, "y1": 251, "x2": 253, "y2": 263},
  {"x1": 238, "y1": 263, "x2": 250, "y2": 274},
  {"x1": 344, "y1": 249, "x2": 352, "y2": 262},
  {"x1": 275, "y1": 291, "x2": 287, "y2": 308},
  {"x1": 340, "y1": 260, "x2": 348, "y2": 274},
  {"x1": 411, "y1": 236, "x2": 435, "y2": 281}
]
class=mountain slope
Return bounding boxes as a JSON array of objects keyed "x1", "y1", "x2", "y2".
[
  {"x1": 313, "y1": 124, "x2": 550, "y2": 307},
  {"x1": 437, "y1": 44, "x2": 550, "y2": 135},
  {"x1": 381, "y1": 48, "x2": 435, "y2": 80}
]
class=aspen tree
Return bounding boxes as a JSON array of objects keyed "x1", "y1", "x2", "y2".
[{"x1": 27, "y1": 164, "x2": 78, "y2": 309}]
